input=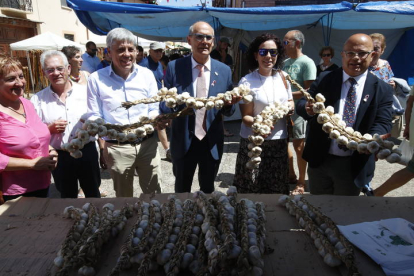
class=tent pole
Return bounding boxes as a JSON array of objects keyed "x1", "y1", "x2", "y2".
[{"x1": 26, "y1": 51, "x2": 35, "y2": 95}]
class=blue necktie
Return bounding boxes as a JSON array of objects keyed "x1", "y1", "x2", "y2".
[{"x1": 343, "y1": 78, "x2": 357, "y2": 127}]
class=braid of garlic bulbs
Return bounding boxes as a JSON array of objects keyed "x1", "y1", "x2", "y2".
[
  {"x1": 121, "y1": 85, "x2": 253, "y2": 110},
  {"x1": 285, "y1": 74, "x2": 401, "y2": 165}
]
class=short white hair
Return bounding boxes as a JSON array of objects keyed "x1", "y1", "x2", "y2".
[
  {"x1": 106, "y1": 28, "x2": 137, "y2": 49},
  {"x1": 40, "y1": 50, "x2": 68, "y2": 69}
]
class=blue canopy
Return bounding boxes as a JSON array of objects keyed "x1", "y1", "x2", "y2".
[
  {"x1": 67, "y1": 0, "x2": 414, "y2": 80},
  {"x1": 67, "y1": 0, "x2": 414, "y2": 40}
]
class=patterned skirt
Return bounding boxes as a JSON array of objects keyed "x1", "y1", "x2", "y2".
[{"x1": 233, "y1": 138, "x2": 289, "y2": 194}]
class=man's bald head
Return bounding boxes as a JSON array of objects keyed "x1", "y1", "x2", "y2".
[{"x1": 341, "y1": 33, "x2": 374, "y2": 77}]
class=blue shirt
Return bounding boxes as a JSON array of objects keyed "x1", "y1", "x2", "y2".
[
  {"x1": 139, "y1": 56, "x2": 164, "y2": 89},
  {"x1": 86, "y1": 64, "x2": 159, "y2": 125}
]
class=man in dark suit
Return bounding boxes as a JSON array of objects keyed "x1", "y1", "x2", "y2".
[
  {"x1": 160, "y1": 21, "x2": 240, "y2": 193},
  {"x1": 297, "y1": 33, "x2": 393, "y2": 195}
]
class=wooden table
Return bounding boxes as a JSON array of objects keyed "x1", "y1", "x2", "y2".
[{"x1": 1, "y1": 194, "x2": 412, "y2": 275}]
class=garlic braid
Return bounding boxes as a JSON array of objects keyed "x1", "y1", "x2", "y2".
[
  {"x1": 109, "y1": 201, "x2": 143, "y2": 275},
  {"x1": 285, "y1": 74, "x2": 401, "y2": 164}
]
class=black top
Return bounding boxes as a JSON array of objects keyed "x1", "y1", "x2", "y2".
[
  {"x1": 210, "y1": 49, "x2": 233, "y2": 67},
  {"x1": 316, "y1": 63, "x2": 339, "y2": 77}
]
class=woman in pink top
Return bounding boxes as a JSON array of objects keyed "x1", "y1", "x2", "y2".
[{"x1": 0, "y1": 56, "x2": 57, "y2": 204}]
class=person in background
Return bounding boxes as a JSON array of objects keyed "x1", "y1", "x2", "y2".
[
  {"x1": 369, "y1": 33, "x2": 395, "y2": 88},
  {"x1": 210, "y1": 37, "x2": 233, "y2": 67},
  {"x1": 62, "y1": 46, "x2": 107, "y2": 198},
  {"x1": 160, "y1": 55, "x2": 169, "y2": 76},
  {"x1": 61, "y1": 46, "x2": 90, "y2": 86},
  {"x1": 283, "y1": 30, "x2": 317, "y2": 195},
  {"x1": 137, "y1": 45, "x2": 144, "y2": 64},
  {"x1": 97, "y1": 48, "x2": 111, "y2": 70},
  {"x1": 139, "y1": 42, "x2": 171, "y2": 162},
  {"x1": 210, "y1": 37, "x2": 235, "y2": 137},
  {"x1": 316, "y1": 46, "x2": 339, "y2": 77},
  {"x1": 81, "y1": 41, "x2": 101, "y2": 74},
  {"x1": 297, "y1": 33, "x2": 393, "y2": 196},
  {"x1": 374, "y1": 92, "x2": 414, "y2": 196},
  {"x1": 161, "y1": 21, "x2": 240, "y2": 193},
  {"x1": 233, "y1": 33, "x2": 294, "y2": 194},
  {"x1": 31, "y1": 51, "x2": 101, "y2": 198},
  {"x1": 0, "y1": 56, "x2": 57, "y2": 204},
  {"x1": 87, "y1": 27, "x2": 162, "y2": 197}
]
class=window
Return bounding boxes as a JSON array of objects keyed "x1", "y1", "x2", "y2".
[{"x1": 64, "y1": 34, "x2": 74, "y2": 41}]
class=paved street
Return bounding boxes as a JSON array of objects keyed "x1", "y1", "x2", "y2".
[{"x1": 49, "y1": 120, "x2": 414, "y2": 198}]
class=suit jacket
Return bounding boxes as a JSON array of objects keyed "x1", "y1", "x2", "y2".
[
  {"x1": 160, "y1": 56, "x2": 234, "y2": 161},
  {"x1": 297, "y1": 68, "x2": 393, "y2": 188}
]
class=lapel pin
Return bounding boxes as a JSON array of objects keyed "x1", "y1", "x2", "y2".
[
  {"x1": 363, "y1": 95, "x2": 369, "y2": 102},
  {"x1": 211, "y1": 80, "x2": 216, "y2": 86},
  {"x1": 215, "y1": 72, "x2": 218, "y2": 76}
]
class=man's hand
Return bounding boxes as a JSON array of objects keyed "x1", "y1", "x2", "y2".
[
  {"x1": 389, "y1": 80, "x2": 396, "y2": 89},
  {"x1": 99, "y1": 152, "x2": 107, "y2": 170},
  {"x1": 224, "y1": 95, "x2": 243, "y2": 106},
  {"x1": 305, "y1": 101, "x2": 315, "y2": 116},
  {"x1": 32, "y1": 155, "x2": 58, "y2": 171},
  {"x1": 48, "y1": 120, "x2": 68, "y2": 134},
  {"x1": 404, "y1": 125, "x2": 409, "y2": 140}
]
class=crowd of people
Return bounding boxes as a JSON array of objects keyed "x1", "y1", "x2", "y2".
[{"x1": 0, "y1": 20, "x2": 411, "y2": 204}]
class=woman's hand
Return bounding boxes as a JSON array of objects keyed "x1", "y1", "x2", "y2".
[
  {"x1": 31, "y1": 155, "x2": 58, "y2": 171},
  {"x1": 48, "y1": 120, "x2": 68, "y2": 134}
]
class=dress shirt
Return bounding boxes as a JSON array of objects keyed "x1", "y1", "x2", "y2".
[
  {"x1": 191, "y1": 55, "x2": 211, "y2": 97},
  {"x1": 0, "y1": 98, "x2": 51, "y2": 195},
  {"x1": 87, "y1": 64, "x2": 159, "y2": 125},
  {"x1": 139, "y1": 56, "x2": 164, "y2": 89},
  {"x1": 329, "y1": 70, "x2": 368, "y2": 156},
  {"x1": 31, "y1": 81, "x2": 90, "y2": 150},
  {"x1": 81, "y1": 52, "x2": 101, "y2": 74}
]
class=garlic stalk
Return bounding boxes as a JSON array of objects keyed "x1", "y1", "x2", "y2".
[
  {"x1": 120, "y1": 85, "x2": 253, "y2": 110},
  {"x1": 285, "y1": 74, "x2": 401, "y2": 165}
]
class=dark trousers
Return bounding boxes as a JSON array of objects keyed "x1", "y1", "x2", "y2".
[
  {"x1": 173, "y1": 138, "x2": 220, "y2": 193},
  {"x1": 53, "y1": 142, "x2": 101, "y2": 198},
  {"x1": 3, "y1": 187, "x2": 49, "y2": 202}
]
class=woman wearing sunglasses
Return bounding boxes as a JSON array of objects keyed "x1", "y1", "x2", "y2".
[
  {"x1": 316, "y1": 46, "x2": 338, "y2": 77},
  {"x1": 233, "y1": 33, "x2": 294, "y2": 194}
]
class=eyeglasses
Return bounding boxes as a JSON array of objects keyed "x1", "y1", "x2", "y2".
[
  {"x1": 258, "y1": 48, "x2": 278, "y2": 57},
  {"x1": 322, "y1": 54, "x2": 331, "y2": 57},
  {"x1": 342, "y1": 51, "x2": 373, "y2": 59},
  {"x1": 45, "y1": 67, "x2": 66, "y2": 75},
  {"x1": 190, "y1": 33, "x2": 214, "y2": 42},
  {"x1": 283, "y1": 40, "x2": 295, "y2": 45}
]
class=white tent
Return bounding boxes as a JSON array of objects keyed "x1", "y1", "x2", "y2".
[{"x1": 10, "y1": 32, "x2": 86, "y2": 51}]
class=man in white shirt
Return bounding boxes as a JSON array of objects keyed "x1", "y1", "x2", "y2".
[
  {"x1": 31, "y1": 50, "x2": 101, "y2": 198},
  {"x1": 81, "y1": 41, "x2": 101, "y2": 73},
  {"x1": 297, "y1": 33, "x2": 393, "y2": 195},
  {"x1": 87, "y1": 27, "x2": 162, "y2": 197}
]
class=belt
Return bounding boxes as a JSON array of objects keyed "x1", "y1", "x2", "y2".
[{"x1": 105, "y1": 133, "x2": 154, "y2": 145}]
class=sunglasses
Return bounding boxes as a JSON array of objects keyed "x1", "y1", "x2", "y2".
[
  {"x1": 322, "y1": 54, "x2": 331, "y2": 57},
  {"x1": 191, "y1": 33, "x2": 214, "y2": 42},
  {"x1": 258, "y1": 48, "x2": 278, "y2": 57},
  {"x1": 283, "y1": 40, "x2": 295, "y2": 45}
]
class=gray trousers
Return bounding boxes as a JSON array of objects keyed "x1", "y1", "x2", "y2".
[{"x1": 308, "y1": 154, "x2": 361, "y2": 196}]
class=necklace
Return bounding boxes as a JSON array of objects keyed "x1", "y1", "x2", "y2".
[
  {"x1": 6, "y1": 105, "x2": 26, "y2": 118},
  {"x1": 258, "y1": 70, "x2": 276, "y2": 104},
  {"x1": 70, "y1": 74, "x2": 80, "y2": 82}
]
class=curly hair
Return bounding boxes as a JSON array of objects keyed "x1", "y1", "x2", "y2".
[
  {"x1": 246, "y1": 33, "x2": 284, "y2": 72},
  {"x1": 0, "y1": 56, "x2": 23, "y2": 79},
  {"x1": 319, "y1": 46, "x2": 335, "y2": 58}
]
